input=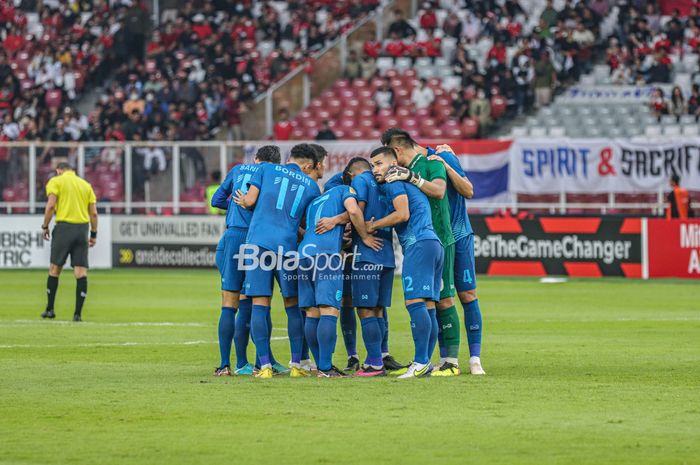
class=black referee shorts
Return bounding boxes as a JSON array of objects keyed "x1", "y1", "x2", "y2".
[{"x1": 50, "y1": 222, "x2": 89, "y2": 268}]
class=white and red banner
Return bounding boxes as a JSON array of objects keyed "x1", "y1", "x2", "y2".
[
  {"x1": 510, "y1": 138, "x2": 700, "y2": 193},
  {"x1": 646, "y1": 219, "x2": 700, "y2": 278}
]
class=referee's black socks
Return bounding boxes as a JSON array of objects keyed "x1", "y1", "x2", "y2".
[
  {"x1": 46, "y1": 275, "x2": 59, "y2": 310},
  {"x1": 75, "y1": 277, "x2": 87, "y2": 317}
]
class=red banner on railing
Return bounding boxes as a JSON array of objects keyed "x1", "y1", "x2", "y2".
[{"x1": 647, "y1": 219, "x2": 700, "y2": 278}]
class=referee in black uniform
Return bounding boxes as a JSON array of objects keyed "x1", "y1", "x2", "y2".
[{"x1": 40, "y1": 162, "x2": 98, "y2": 321}]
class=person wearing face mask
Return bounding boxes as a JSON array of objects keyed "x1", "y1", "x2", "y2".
[
  {"x1": 122, "y1": 91, "x2": 145, "y2": 115},
  {"x1": 469, "y1": 89, "x2": 492, "y2": 136}
]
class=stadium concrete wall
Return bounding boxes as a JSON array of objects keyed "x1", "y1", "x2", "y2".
[{"x1": 2, "y1": 215, "x2": 698, "y2": 279}]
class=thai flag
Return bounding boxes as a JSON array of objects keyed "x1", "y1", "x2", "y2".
[{"x1": 433, "y1": 140, "x2": 511, "y2": 202}]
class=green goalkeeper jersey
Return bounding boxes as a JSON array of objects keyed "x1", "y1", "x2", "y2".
[{"x1": 407, "y1": 153, "x2": 455, "y2": 247}]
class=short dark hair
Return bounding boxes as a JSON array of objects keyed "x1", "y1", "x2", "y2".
[
  {"x1": 211, "y1": 170, "x2": 221, "y2": 182},
  {"x1": 309, "y1": 143, "x2": 328, "y2": 167},
  {"x1": 671, "y1": 173, "x2": 681, "y2": 185},
  {"x1": 56, "y1": 162, "x2": 73, "y2": 170},
  {"x1": 342, "y1": 157, "x2": 371, "y2": 184},
  {"x1": 380, "y1": 127, "x2": 416, "y2": 148},
  {"x1": 370, "y1": 146, "x2": 397, "y2": 159},
  {"x1": 255, "y1": 145, "x2": 281, "y2": 164},
  {"x1": 289, "y1": 143, "x2": 316, "y2": 164}
]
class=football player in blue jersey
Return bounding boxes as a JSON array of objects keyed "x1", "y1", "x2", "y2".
[
  {"x1": 234, "y1": 144, "x2": 322, "y2": 379},
  {"x1": 210, "y1": 145, "x2": 286, "y2": 376},
  {"x1": 430, "y1": 143, "x2": 485, "y2": 375},
  {"x1": 367, "y1": 146, "x2": 444, "y2": 379},
  {"x1": 298, "y1": 181, "x2": 382, "y2": 377},
  {"x1": 321, "y1": 161, "x2": 359, "y2": 370}
]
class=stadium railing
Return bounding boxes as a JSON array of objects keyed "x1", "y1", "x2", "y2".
[{"x1": 0, "y1": 141, "x2": 667, "y2": 216}]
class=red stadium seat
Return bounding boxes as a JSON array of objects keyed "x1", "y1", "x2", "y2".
[
  {"x1": 444, "y1": 127, "x2": 462, "y2": 139},
  {"x1": 433, "y1": 105, "x2": 452, "y2": 124},
  {"x1": 340, "y1": 108, "x2": 357, "y2": 120},
  {"x1": 491, "y1": 96, "x2": 507, "y2": 119},
  {"x1": 396, "y1": 107, "x2": 412, "y2": 118},
  {"x1": 45, "y1": 89, "x2": 62, "y2": 109},
  {"x1": 461, "y1": 118, "x2": 479, "y2": 138},
  {"x1": 291, "y1": 128, "x2": 306, "y2": 140},
  {"x1": 349, "y1": 129, "x2": 365, "y2": 139},
  {"x1": 327, "y1": 98, "x2": 343, "y2": 116},
  {"x1": 357, "y1": 88, "x2": 373, "y2": 100},
  {"x1": 358, "y1": 118, "x2": 375, "y2": 130},
  {"x1": 352, "y1": 79, "x2": 368, "y2": 89}
]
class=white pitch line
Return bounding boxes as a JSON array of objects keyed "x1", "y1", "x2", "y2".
[
  {"x1": 0, "y1": 336, "x2": 288, "y2": 350},
  {"x1": 0, "y1": 320, "x2": 289, "y2": 331}
]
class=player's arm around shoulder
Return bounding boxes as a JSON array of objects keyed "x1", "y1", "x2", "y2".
[
  {"x1": 344, "y1": 193, "x2": 382, "y2": 251},
  {"x1": 369, "y1": 187, "x2": 409, "y2": 232},
  {"x1": 233, "y1": 165, "x2": 264, "y2": 209},
  {"x1": 421, "y1": 158, "x2": 447, "y2": 200},
  {"x1": 211, "y1": 168, "x2": 236, "y2": 210},
  {"x1": 430, "y1": 146, "x2": 474, "y2": 199}
]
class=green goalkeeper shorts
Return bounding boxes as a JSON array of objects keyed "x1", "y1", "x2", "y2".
[{"x1": 440, "y1": 242, "x2": 456, "y2": 300}]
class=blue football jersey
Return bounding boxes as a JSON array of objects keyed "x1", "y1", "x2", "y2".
[
  {"x1": 211, "y1": 163, "x2": 262, "y2": 229},
  {"x1": 324, "y1": 172, "x2": 344, "y2": 191},
  {"x1": 427, "y1": 147, "x2": 473, "y2": 239},
  {"x1": 381, "y1": 181, "x2": 438, "y2": 248},
  {"x1": 351, "y1": 170, "x2": 395, "y2": 267},
  {"x1": 299, "y1": 185, "x2": 356, "y2": 257},
  {"x1": 246, "y1": 163, "x2": 321, "y2": 255}
]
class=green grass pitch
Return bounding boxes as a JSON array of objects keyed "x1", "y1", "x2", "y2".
[{"x1": 1, "y1": 269, "x2": 699, "y2": 465}]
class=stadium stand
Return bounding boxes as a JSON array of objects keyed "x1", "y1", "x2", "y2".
[
  {"x1": 288, "y1": 0, "x2": 608, "y2": 140},
  {"x1": 1, "y1": 0, "x2": 381, "y2": 211}
]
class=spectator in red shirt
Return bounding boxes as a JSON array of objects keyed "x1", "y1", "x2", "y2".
[
  {"x1": 420, "y1": 9, "x2": 438, "y2": 33},
  {"x1": 3, "y1": 27, "x2": 25, "y2": 55},
  {"x1": 273, "y1": 109, "x2": 293, "y2": 141},
  {"x1": 224, "y1": 88, "x2": 244, "y2": 141},
  {"x1": 192, "y1": 14, "x2": 213, "y2": 40},
  {"x1": 487, "y1": 40, "x2": 507, "y2": 66}
]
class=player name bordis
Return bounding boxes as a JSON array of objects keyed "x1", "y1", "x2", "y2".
[{"x1": 235, "y1": 244, "x2": 383, "y2": 276}]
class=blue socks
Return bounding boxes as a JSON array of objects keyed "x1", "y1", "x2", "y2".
[
  {"x1": 304, "y1": 316, "x2": 320, "y2": 364},
  {"x1": 233, "y1": 299, "x2": 251, "y2": 369},
  {"x1": 301, "y1": 311, "x2": 310, "y2": 361},
  {"x1": 285, "y1": 305, "x2": 304, "y2": 364},
  {"x1": 379, "y1": 307, "x2": 389, "y2": 355},
  {"x1": 251, "y1": 305, "x2": 271, "y2": 366},
  {"x1": 340, "y1": 306, "x2": 357, "y2": 357},
  {"x1": 427, "y1": 308, "x2": 438, "y2": 362},
  {"x1": 218, "y1": 306, "x2": 236, "y2": 368},
  {"x1": 317, "y1": 315, "x2": 338, "y2": 371},
  {"x1": 463, "y1": 299, "x2": 482, "y2": 357},
  {"x1": 406, "y1": 301, "x2": 431, "y2": 365},
  {"x1": 360, "y1": 317, "x2": 383, "y2": 367}
]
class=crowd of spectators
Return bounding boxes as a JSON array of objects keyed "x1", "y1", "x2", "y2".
[
  {"x1": 442, "y1": 0, "x2": 604, "y2": 119},
  {"x1": 607, "y1": 4, "x2": 700, "y2": 86},
  {"x1": 0, "y1": 0, "x2": 146, "y2": 144},
  {"x1": 295, "y1": 0, "x2": 606, "y2": 140},
  {"x1": 0, "y1": 0, "x2": 381, "y2": 146},
  {"x1": 649, "y1": 84, "x2": 700, "y2": 120}
]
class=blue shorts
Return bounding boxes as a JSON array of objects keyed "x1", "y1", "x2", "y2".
[
  {"x1": 454, "y1": 234, "x2": 477, "y2": 292},
  {"x1": 351, "y1": 263, "x2": 394, "y2": 308},
  {"x1": 402, "y1": 239, "x2": 444, "y2": 301},
  {"x1": 242, "y1": 247, "x2": 298, "y2": 298},
  {"x1": 215, "y1": 227, "x2": 247, "y2": 292},
  {"x1": 298, "y1": 255, "x2": 344, "y2": 309}
]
